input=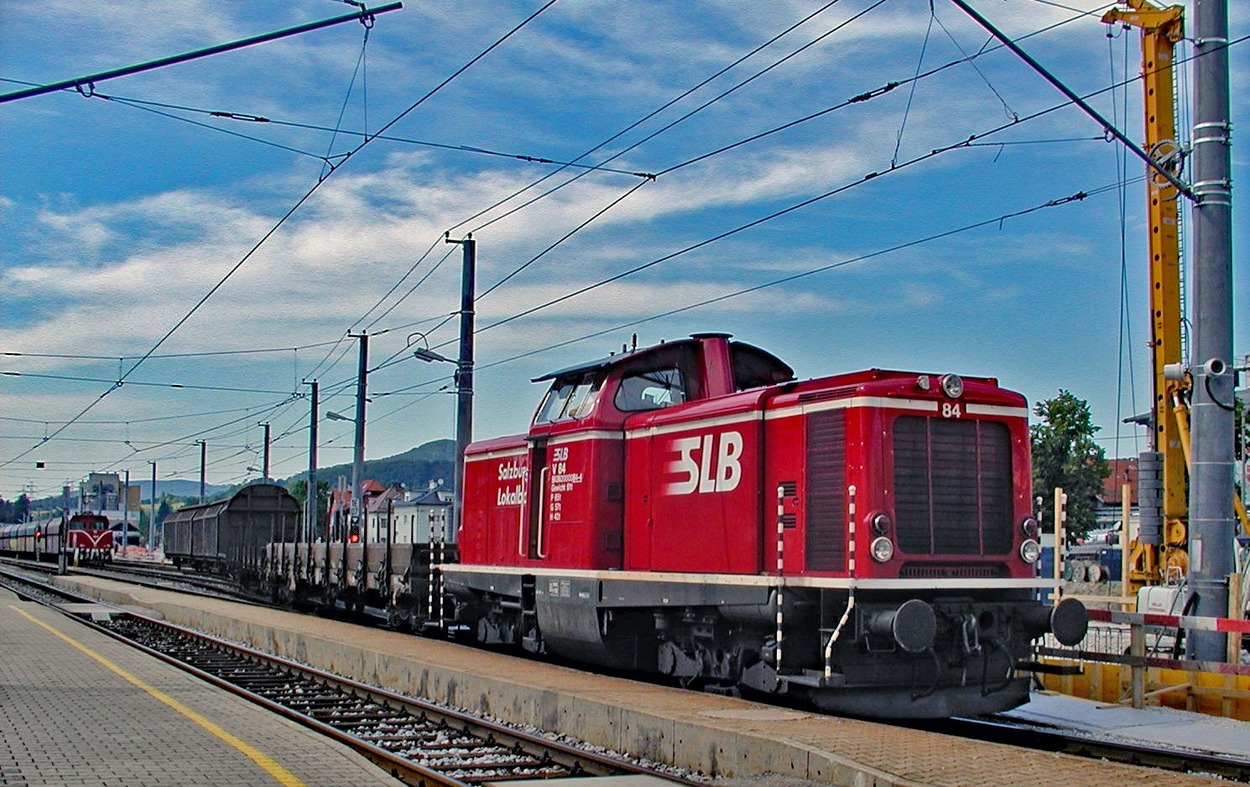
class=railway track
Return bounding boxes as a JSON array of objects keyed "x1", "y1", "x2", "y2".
[
  {"x1": 0, "y1": 567, "x2": 697, "y2": 786},
  {"x1": 0, "y1": 555, "x2": 261, "y2": 604},
  {"x1": 7, "y1": 565, "x2": 1248, "y2": 783},
  {"x1": 89, "y1": 557, "x2": 272, "y2": 602}
]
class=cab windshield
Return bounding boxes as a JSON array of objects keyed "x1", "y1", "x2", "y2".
[{"x1": 534, "y1": 373, "x2": 602, "y2": 424}]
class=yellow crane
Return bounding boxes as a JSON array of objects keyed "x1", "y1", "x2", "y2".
[
  {"x1": 1102, "y1": 0, "x2": 1188, "y2": 595},
  {"x1": 1105, "y1": 1, "x2": 1249, "y2": 600}
]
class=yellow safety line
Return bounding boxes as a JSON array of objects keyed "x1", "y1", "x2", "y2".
[{"x1": 8, "y1": 605, "x2": 305, "y2": 787}]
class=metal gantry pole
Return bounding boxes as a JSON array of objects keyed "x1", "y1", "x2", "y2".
[
  {"x1": 1186, "y1": 0, "x2": 1236, "y2": 662},
  {"x1": 445, "y1": 235, "x2": 476, "y2": 540}
]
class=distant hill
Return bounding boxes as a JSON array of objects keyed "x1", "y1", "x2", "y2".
[
  {"x1": 20, "y1": 479, "x2": 231, "y2": 512},
  {"x1": 282, "y1": 439, "x2": 457, "y2": 492},
  {"x1": 16, "y1": 441, "x2": 458, "y2": 515},
  {"x1": 138, "y1": 479, "x2": 232, "y2": 502}
]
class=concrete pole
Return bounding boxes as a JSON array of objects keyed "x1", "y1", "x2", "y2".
[
  {"x1": 122, "y1": 469, "x2": 130, "y2": 553},
  {"x1": 306, "y1": 380, "x2": 319, "y2": 545},
  {"x1": 446, "y1": 235, "x2": 476, "y2": 541},
  {"x1": 350, "y1": 333, "x2": 368, "y2": 530},
  {"x1": 261, "y1": 422, "x2": 272, "y2": 483},
  {"x1": 149, "y1": 461, "x2": 157, "y2": 552},
  {"x1": 199, "y1": 441, "x2": 207, "y2": 504},
  {"x1": 1186, "y1": 0, "x2": 1235, "y2": 662}
]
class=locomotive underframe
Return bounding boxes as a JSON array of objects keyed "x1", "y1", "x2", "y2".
[{"x1": 444, "y1": 569, "x2": 1056, "y2": 718}]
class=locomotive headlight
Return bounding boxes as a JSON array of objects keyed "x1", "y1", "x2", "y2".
[
  {"x1": 939, "y1": 373, "x2": 964, "y2": 399},
  {"x1": 1019, "y1": 539, "x2": 1041, "y2": 564},
  {"x1": 1021, "y1": 516, "x2": 1040, "y2": 539},
  {"x1": 870, "y1": 536, "x2": 895, "y2": 562},
  {"x1": 870, "y1": 512, "x2": 892, "y2": 535}
]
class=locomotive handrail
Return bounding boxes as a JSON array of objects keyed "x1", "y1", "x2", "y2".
[
  {"x1": 825, "y1": 593, "x2": 856, "y2": 680},
  {"x1": 517, "y1": 477, "x2": 528, "y2": 558},
  {"x1": 536, "y1": 466, "x2": 551, "y2": 559}
]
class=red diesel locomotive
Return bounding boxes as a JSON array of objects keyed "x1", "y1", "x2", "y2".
[
  {"x1": 444, "y1": 333, "x2": 1086, "y2": 718},
  {"x1": 0, "y1": 513, "x2": 113, "y2": 564}
]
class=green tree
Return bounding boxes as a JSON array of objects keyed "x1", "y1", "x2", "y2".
[
  {"x1": 289, "y1": 478, "x2": 330, "y2": 531},
  {"x1": 1030, "y1": 390, "x2": 1111, "y2": 541},
  {"x1": 13, "y1": 494, "x2": 30, "y2": 523}
]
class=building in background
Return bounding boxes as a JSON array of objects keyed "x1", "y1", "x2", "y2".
[{"x1": 383, "y1": 482, "x2": 453, "y2": 545}]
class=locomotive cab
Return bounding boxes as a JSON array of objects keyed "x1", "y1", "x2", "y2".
[{"x1": 459, "y1": 334, "x2": 795, "y2": 572}]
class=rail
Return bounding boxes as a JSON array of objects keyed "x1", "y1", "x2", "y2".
[{"x1": 0, "y1": 567, "x2": 699, "y2": 786}]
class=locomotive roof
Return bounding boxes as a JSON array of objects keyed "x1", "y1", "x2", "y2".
[
  {"x1": 532, "y1": 335, "x2": 794, "y2": 386},
  {"x1": 162, "y1": 482, "x2": 298, "y2": 521},
  {"x1": 531, "y1": 347, "x2": 654, "y2": 383}
]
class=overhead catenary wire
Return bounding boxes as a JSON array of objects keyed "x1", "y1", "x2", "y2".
[
  {"x1": 0, "y1": 1, "x2": 561, "y2": 473},
  {"x1": 268, "y1": 15, "x2": 1232, "y2": 450},
  {"x1": 13, "y1": 10, "x2": 1244, "y2": 490},
  {"x1": 0, "y1": 371, "x2": 297, "y2": 396},
  {"x1": 472, "y1": 30, "x2": 1250, "y2": 342},
  {"x1": 473, "y1": 112, "x2": 1074, "y2": 337},
  {"x1": 359, "y1": 246, "x2": 459, "y2": 333},
  {"x1": 948, "y1": 0, "x2": 1192, "y2": 199},
  {"x1": 321, "y1": 15, "x2": 372, "y2": 182},
  {"x1": 371, "y1": 172, "x2": 1139, "y2": 410},
  {"x1": 1, "y1": 339, "x2": 342, "y2": 361},
  {"x1": 442, "y1": 0, "x2": 848, "y2": 241},
  {"x1": 469, "y1": 176, "x2": 1140, "y2": 378},
  {"x1": 892, "y1": 3, "x2": 936, "y2": 168},
  {"x1": 931, "y1": 7, "x2": 1018, "y2": 121},
  {"x1": 0, "y1": 3, "x2": 403, "y2": 105},
  {"x1": 462, "y1": 0, "x2": 893, "y2": 244},
  {"x1": 472, "y1": 2, "x2": 1118, "y2": 304},
  {"x1": 0, "y1": 403, "x2": 284, "y2": 425},
  {"x1": 1109, "y1": 27, "x2": 1140, "y2": 461},
  {"x1": 318, "y1": 1, "x2": 1111, "y2": 359},
  {"x1": 33, "y1": 84, "x2": 660, "y2": 180},
  {"x1": 351, "y1": 0, "x2": 855, "y2": 330}
]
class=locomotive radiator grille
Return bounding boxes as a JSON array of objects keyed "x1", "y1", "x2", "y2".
[
  {"x1": 805, "y1": 409, "x2": 846, "y2": 571},
  {"x1": 898, "y1": 562, "x2": 1007, "y2": 578},
  {"x1": 893, "y1": 417, "x2": 1012, "y2": 556}
]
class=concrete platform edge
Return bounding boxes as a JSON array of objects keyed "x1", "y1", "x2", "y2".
[{"x1": 55, "y1": 577, "x2": 914, "y2": 785}]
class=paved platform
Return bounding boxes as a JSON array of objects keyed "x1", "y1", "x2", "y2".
[
  {"x1": 0, "y1": 586, "x2": 400, "y2": 786},
  {"x1": 1006, "y1": 690, "x2": 1250, "y2": 760},
  {"x1": 54, "y1": 574, "x2": 1243, "y2": 786}
]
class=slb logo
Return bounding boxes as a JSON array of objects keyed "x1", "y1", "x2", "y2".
[{"x1": 664, "y1": 431, "x2": 743, "y2": 495}]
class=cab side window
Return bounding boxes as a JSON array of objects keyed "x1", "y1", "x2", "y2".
[{"x1": 614, "y1": 367, "x2": 686, "y2": 412}]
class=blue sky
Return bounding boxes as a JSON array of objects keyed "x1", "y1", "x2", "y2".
[{"x1": 1, "y1": 0, "x2": 1246, "y2": 500}]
